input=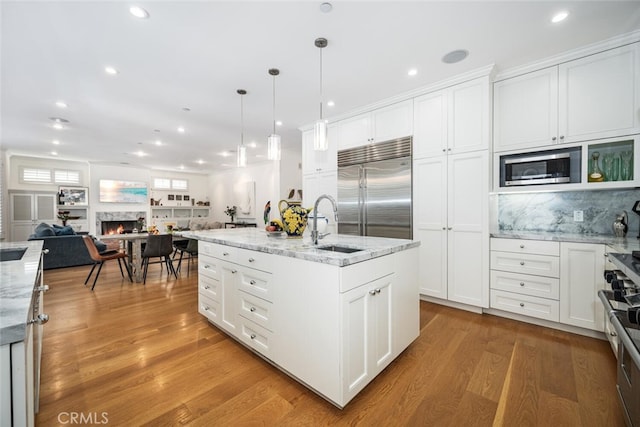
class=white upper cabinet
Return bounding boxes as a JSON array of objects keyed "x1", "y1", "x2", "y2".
[
  {"x1": 559, "y1": 44, "x2": 639, "y2": 143},
  {"x1": 337, "y1": 100, "x2": 413, "y2": 151},
  {"x1": 413, "y1": 77, "x2": 490, "y2": 159},
  {"x1": 302, "y1": 124, "x2": 338, "y2": 175},
  {"x1": 494, "y1": 43, "x2": 640, "y2": 152}
]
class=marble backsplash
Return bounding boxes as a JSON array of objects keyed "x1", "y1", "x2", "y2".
[{"x1": 497, "y1": 189, "x2": 640, "y2": 236}]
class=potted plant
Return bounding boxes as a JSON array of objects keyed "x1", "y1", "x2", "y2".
[{"x1": 224, "y1": 205, "x2": 237, "y2": 222}]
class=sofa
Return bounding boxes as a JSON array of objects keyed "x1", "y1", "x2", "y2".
[
  {"x1": 28, "y1": 223, "x2": 107, "y2": 270},
  {"x1": 187, "y1": 218, "x2": 223, "y2": 231}
]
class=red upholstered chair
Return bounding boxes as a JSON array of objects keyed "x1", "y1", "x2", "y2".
[{"x1": 82, "y1": 235, "x2": 132, "y2": 291}]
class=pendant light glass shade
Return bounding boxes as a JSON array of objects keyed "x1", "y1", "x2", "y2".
[
  {"x1": 237, "y1": 144, "x2": 247, "y2": 167},
  {"x1": 237, "y1": 89, "x2": 247, "y2": 168},
  {"x1": 314, "y1": 38, "x2": 329, "y2": 152},
  {"x1": 314, "y1": 119, "x2": 328, "y2": 151},
  {"x1": 267, "y1": 134, "x2": 281, "y2": 161},
  {"x1": 267, "y1": 68, "x2": 281, "y2": 161}
]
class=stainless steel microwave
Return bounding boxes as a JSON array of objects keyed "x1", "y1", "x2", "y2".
[{"x1": 499, "y1": 147, "x2": 582, "y2": 187}]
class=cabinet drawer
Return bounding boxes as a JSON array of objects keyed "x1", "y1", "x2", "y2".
[
  {"x1": 236, "y1": 247, "x2": 275, "y2": 273},
  {"x1": 238, "y1": 268, "x2": 273, "y2": 302},
  {"x1": 491, "y1": 251, "x2": 559, "y2": 277},
  {"x1": 490, "y1": 289, "x2": 560, "y2": 322},
  {"x1": 238, "y1": 317, "x2": 273, "y2": 359},
  {"x1": 199, "y1": 242, "x2": 236, "y2": 262},
  {"x1": 491, "y1": 238, "x2": 559, "y2": 256},
  {"x1": 238, "y1": 291, "x2": 273, "y2": 331},
  {"x1": 199, "y1": 254, "x2": 221, "y2": 280},
  {"x1": 199, "y1": 274, "x2": 220, "y2": 302},
  {"x1": 490, "y1": 270, "x2": 559, "y2": 300},
  {"x1": 340, "y1": 254, "x2": 393, "y2": 293},
  {"x1": 198, "y1": 293, "x2": 221, "y2": 324}
]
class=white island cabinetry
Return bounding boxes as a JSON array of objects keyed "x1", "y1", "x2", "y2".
[{"x1": 192, "y1": 231, "x2": 419, "y2": 408}]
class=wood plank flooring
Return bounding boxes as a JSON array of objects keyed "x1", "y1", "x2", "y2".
[{"x1": 36, "y1": 260, "x2": 625, "y2": 426}]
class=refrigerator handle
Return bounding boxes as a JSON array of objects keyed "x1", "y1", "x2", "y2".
[{"x1": 361, "y1": 166, "x2": 367, "y2": 236}]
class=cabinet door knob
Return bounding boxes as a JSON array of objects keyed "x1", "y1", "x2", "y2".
[
  {"x1": 442, "y1": 148, "x2": 446, "y2": 152},
  {"x1": 552, "y1": 136, "x2": 557, "y2": 141},
  {"x1": 223, "y1": 252, "x2": 229, "y2": 256},
  {"x1": 520, "y1": 282, "x2": 525, "y2": 287},
  {"x1": 610, "y1": 331, "x2": 617, "y2": 337},
  {"x1": 520, "y1": 303, "x2": 525, "y2": 308},
  {"x1": 250, "y1": 307, "x2": 256, "y2": 312},
  {"x1": 369, "y1": 290, "x2": 377, "y2": 296},
  {"x1": 519, "y1": 244, "x2": 524, "y2": 248},
  {"x1": 447, "y1": 148, "x2": 451, "y2": 151},
  {"x1": 250, "y1": 280, "x2": 256, "y2": 285},
  {"x1": 375, "y1": 288, "x2": 381, "y2": 294},
  {"x1": 248, "y1": 258, "x2": 255, "y2": 263},
  {"x1": 204, "y1": 305, "x2": 210, "y2": 311},
  {"x1": 559, "y1": 135, "x2": 565, "y2": 140},
  {"x1": 520, "y1": 261, "x2": 525, "y2": 266},
  {"x1": 29, "y1": 313, "x2": 49, "y2": 325},
  {"x1": 447, "y1": 227, "x2": 452, "y2": 231},
  {"x1": 36, "y1": 285, "x2": 50, "y2": 292},
  {"x1": 442, "y1": 227, "x2": 446, "y2": 230},
  {"x1": 204, "y1": 285, "x2": 210, "y2": 290},
  {"x1": 250, "y1": 334, "x2": 257, "y2": 340},
  {"x1": 231, "y1": 269, "x2": 237, "y2": 274},
  {"x1": 204, "y1": 265, "x2": 210, "y2": 269}
]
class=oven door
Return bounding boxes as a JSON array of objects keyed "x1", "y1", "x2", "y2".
[{"x1": 617, "y1": 328, "x2": 640, "y2": 426}]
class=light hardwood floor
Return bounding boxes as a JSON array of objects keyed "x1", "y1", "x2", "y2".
[{"x1": 36, "y1": 260, "x2": 624, "y2": 426}]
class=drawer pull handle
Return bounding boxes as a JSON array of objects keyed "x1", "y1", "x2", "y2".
[
  {"x1": 231, "y1": 269, "x2": 237, "y2": 274},
  {"x1": 204, "y1": 305, "x2": 210, "y2": 311},
  {"x1": 520, "y1": 261, "x2": 525, "y2": 266},
  {"x1": 250, "y1": 307, "x2": 256, "y2": 312},
  {"x1": 250, "y1": 334, "x2": 257, "y2": 340},
  {"x1": 519, "y1": 303, "x2": 525, "y2": 308},
  {"x1": 223, "y1": 252, "x2": 229, "y2": 256},
  {"x1": 250, "y1": 280, "x2": 256, "y2": 285},
  {"x1": 369, "y1": 290, "x2": 377, "y2": 296},
  {"x1": 520, "y1": 282, "x2": 525, "y2": 286},
  {"x1": 248, "y1": 258, "x2": 255, "y2": 263},
  {"x1": 375, "y1": 288, "x2": 381, "y2": 294},
  {"x1": 519, "y1": 244, "x2": 524, "y2": 249},
  {"x1": 204, "y1": 285, "x2": 210, "y2": 290},
  {"x1": 204, "y1": 265, "x2": 210, "y2": 269}
]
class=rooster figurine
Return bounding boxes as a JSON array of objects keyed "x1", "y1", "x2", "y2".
[{"x1": 263, "y1": 201, "x2": 271, "y2": 225}]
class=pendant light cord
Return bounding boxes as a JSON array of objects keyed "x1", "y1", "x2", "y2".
[
  {"x1": 319, "y1": 46, "x2": 323, "y2": 120},
  {"x1": 240, "y1": 93, "x2": 244, "y2": 147},
  {"x1": 273, "y1": 74, "x2": 276, "y2": 134}
]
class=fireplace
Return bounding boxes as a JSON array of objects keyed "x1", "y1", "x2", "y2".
[
  {"x1": 96, "y1": 211, "x2": 146, "y2": 236},
  {"x1": 101, "y1": 220, "x2": 138, "y2": 235}
]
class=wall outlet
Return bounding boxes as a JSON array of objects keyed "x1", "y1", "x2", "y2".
[{"x1": 574, "y1": 210, "x2": 584, "y2": 222}]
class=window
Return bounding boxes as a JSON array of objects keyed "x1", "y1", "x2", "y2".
[
  {"x1": 54, "y1": 170, "x2": 80, "y2": 184},
  {"x1": 153, "y1": 177, "x2": 188, "y2": 190},
  {"x1": 21, "y1": 168, "x2": 52, "y2": 183}
]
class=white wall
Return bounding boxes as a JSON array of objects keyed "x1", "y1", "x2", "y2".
[{"x1": 280, "y1": 146, "x2": 302, "y2": 203}]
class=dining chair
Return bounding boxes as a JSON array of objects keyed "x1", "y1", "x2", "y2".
[
  {"x1": 174, "y1": 238, "x2": 198, "y2": 276},
  {"x1": 82, "y1": 235, "x2": 132, "y2": 291},
  {"x1": 142, "y1": 234, "x2": 178, "y2": 284}
]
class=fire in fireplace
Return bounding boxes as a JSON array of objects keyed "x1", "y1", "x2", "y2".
[{"x1": 101, "y1": 220, "x2": 138, "y2": 235}]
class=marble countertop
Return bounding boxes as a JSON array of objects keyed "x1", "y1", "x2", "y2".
[
  {"x1": 176, "y1": 229, "x2": 420, "y2": 267},
  {"x1": 491, "y1": 231, "x2": 640, "y2": 253},
  {"x1": 0, "y1": 240, "x2": 43, "y2": 346}
]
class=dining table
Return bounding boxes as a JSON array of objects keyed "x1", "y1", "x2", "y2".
[{"x1": 98, "y1": 233, "x2": 184, "y2": 283}]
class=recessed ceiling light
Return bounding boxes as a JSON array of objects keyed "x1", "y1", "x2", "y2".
[
  {"x1": 53, "y1": 123, "x2": 64, "y2": 130},
  {"x1": 155, "y1": 140, "x2": 162, "y2": 146},
  {"x1": 551, "y1": 11, "x2": 569, "y2": 23},
  {"x1": 408, "y1": 68, "x2": 418, "y2": 76},
  {"x1": 276, "y1": 120, "x2": 283, "y2": 126},
  {"x1": 197, "y1": 159, "x2": 204, "y2": 165},
  {"x1": 129, "y1": 6, "x2": 149, "y2": 19},
  {"x1": 105, "y1": 66, "x2": 119, "y2": 75},
  {"x1": 179, "y1": 165, "x2": 185, "y2": 170},
  {"x1": 52, "y1": 140, "x2": 60, "y2": 145},
  {"x1": 327, "y1": 101, "x2": 335, "y2": 107},
  {"x1": 320, "y1": 2, "x2": 333, "y2": 13},
  {"x1": 135, "y1": 150, "x2": 146, "y2": 157},
  {"x1": 55, "y1": 101, "x2": 67, "y2": 108},
  {"x1": 442, "y1": 49, "x2": 469, "y2": 64},
  {"x1": 177, "y1": 126, "x2": 185, "y2": 133}
]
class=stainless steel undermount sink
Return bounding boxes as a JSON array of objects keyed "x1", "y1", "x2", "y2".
[
  {"x1": 316, "y1": 245, "x2": 363, "y2": 254},
  {"x1": 0, "y1": 247, "x2": 27, "y2": 262}
]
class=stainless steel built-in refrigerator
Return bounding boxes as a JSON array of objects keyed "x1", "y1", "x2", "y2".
[{"x1": 337, "y1": 137, "x2": 412, "y2": 239}]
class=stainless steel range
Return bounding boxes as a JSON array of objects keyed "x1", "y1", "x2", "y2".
[{"x1": 600, "y1": 252, "x2": 640, "y2": 426}]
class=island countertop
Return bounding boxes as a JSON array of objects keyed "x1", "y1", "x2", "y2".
[
  {"x1": 0, "y1": 240, "x2": 43, "y2": 346},
  {"x1": 177, "y1": 228, "x2": 420, "y2": 267}
]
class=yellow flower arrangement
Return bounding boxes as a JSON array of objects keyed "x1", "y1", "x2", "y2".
[{"x1": 282, "y1": 205, "x2": 312, "y2": 238}]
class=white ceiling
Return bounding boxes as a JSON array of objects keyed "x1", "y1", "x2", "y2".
[{"x1": 2, "y1": 1, "x2": 640, "y2": 173}]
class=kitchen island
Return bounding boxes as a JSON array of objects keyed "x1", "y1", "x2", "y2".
[
  {"x1": 178, "y1": 228, "x2": 420, "y2": 408},
  {"x1": 0, "y1": 240, "x2": 46, "y2": 427}
]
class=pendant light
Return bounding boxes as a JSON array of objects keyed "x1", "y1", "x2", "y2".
[
  {"x1": 267, "y1": 68, "x2": 281, "y2": 161},
  {"x1": 237, "y1": 89, "x2": 247, "y2": 168},
  {"x1": 314, "y1": 37, "x2": 329, "y2": 151}
]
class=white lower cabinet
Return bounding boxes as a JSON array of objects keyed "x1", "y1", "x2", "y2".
[
  {"x1": 490, "y1": 238, "x2": 606, "y2": 332},
  {"x1": 197, "y1": 241, "x2": 419, "y2": 408},
  {"x1": 490, "y1": 238, "x2": 560, "y2": 322},
  {"x1": 559, "y1": 242, "x2": 605, "y2": 332}
]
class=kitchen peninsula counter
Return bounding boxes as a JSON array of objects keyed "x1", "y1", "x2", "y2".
[
  {"x1": 0, "y1": 240, "x2": 44, "y2": 345},
  {"x1": 182, "y1": 228, "x2": 420, "y2": 408}
]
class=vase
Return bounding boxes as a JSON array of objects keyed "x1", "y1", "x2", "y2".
[{"x1": 278, "y1": 200, "x2": 311, "y2": 238}]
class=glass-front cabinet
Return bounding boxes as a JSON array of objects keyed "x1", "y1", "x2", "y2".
[{"x1": 585, "y1": 136, "x2": 638, "y2": 188}]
